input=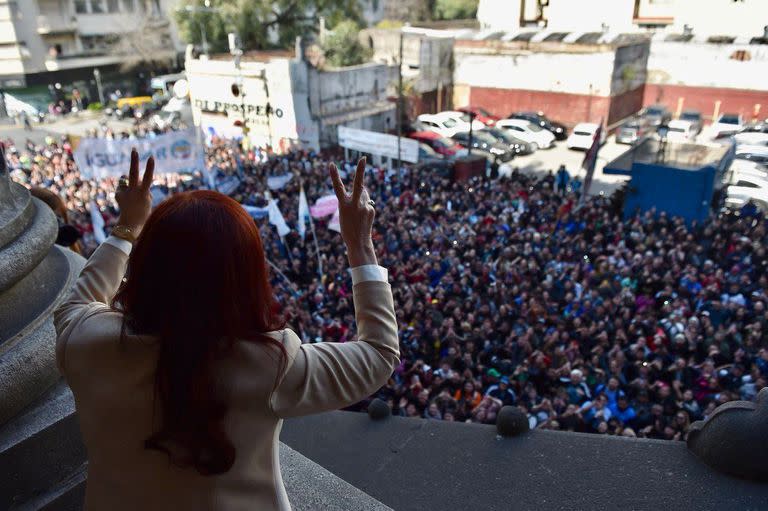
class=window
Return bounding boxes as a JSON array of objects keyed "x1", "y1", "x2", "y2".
[
  {"x1": 735, "y1": 181, "x2": 759, "y2": 188},
  {"x1": 122, "y1": 0, "x2": 135, "y2": 11},
  {"x1": 442, "y1": 118, "x2": 457, "y2": 128},
  {"x1": 91, "y1": 0, "x2": 106, "y2": 13},
  {"x1": 107, "y1": 0, "x2": 120, "y2": 12},
  {"x1": 74, "y1": 0, "x2": 88, "y2": 13}
]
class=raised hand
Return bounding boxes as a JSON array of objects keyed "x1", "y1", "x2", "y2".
[
  {"x1": 115, "y1": 148, "x2": 154, "y2": 234},
  {"x1": 329, "y1": 157, "x2": 378, "y2": 268}
]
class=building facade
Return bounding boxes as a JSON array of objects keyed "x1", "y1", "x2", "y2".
[
  {"x1": 452, "y1": 34, "x2": 650, "y2": 127},
  {"x1": 478, "y1": 0, "x2": 768, "y2": 38},
  {"x1": 0, "y1": 0, "x2": 182, "y2": 89},
  {"x1": 362, "y1": 26, "x2": 455, "y2": 117},
  {"x1": 185, "y1": 43, "x2": 396, "y2": 151}
]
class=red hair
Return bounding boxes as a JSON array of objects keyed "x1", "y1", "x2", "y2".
[{"x1": 112, "y1": 190, "x2": 285, "y2": 475}]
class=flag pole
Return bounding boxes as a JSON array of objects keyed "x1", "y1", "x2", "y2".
[{"x1": 303, "y1": 183, "x2": 324, "y2": 278}]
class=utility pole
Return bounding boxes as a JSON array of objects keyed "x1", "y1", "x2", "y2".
[
  {"x1": 396, "y1": 29, "x2": 403, "y2": 169},
  {"x1": 181, "y1": 1, "x2": 216, "y2": 56},
  {"x1": 93, "y1": 68, "x2": 105, "y2": 106}
]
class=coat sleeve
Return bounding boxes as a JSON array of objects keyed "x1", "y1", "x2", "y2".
[
  {"x1": 53, "y1": 241, "x2": 129, "y2": 375},
  {"x1": 271, "y1": 280, "x2": 400, "y2": 418}
]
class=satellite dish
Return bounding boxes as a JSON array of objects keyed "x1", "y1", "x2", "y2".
[{"x1": 173, "y1": 79, "x2": 189, "y2": 98}]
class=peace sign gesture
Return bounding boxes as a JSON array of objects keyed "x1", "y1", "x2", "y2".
[
  {"x1": 330, "y1": 157, "x2": 378, "y2": 268},
  {"x1": 115, "y1": 148, "x2": 154, "y2": 235}
]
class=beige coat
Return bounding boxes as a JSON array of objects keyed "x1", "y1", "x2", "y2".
[{"x1": 54, "y1": 241, "x2": 399, "y2": 510}]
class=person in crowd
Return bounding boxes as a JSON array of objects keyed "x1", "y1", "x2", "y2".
[
  {"x1": 31, "y1": 186, "x2": 82, "y2": 254},
  {"x1": 53, "y1": 153, "x2": 399, "y2": 509}
]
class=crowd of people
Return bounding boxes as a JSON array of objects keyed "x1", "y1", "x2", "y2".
[{"x1": 6, "y1": 124, "x2": 768, "y2": 442}]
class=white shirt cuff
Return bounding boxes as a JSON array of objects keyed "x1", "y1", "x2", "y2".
[
  {"x1": 104, "y1": 235, "x2": 133, "y2": 256},
  {"x1": 350, "y1": 265, "x2": 388, "y2": 285}
]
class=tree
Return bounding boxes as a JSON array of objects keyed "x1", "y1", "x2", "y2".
[
  {"x1": 433, "y1": 0, "x2": 478, "y2": 20},
  {"x1": 174, "y1": 0, "x2": 363, "y2": 53},
  {"x1": 322, "y1": 20, "x2": 372, "y2": 68}
]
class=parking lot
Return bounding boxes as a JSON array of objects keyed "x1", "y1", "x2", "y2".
[{"x1": 510, "y1": 135, "x2": 632, "y2": 196}]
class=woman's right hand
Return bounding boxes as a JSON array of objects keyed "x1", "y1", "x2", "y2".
[{"x1": 330, "y1": 158, "x2": 378, "y2": 268}]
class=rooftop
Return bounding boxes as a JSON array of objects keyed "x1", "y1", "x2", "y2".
[{"x1": 605, "y1": 137, "x2": 732, "y2": 175}]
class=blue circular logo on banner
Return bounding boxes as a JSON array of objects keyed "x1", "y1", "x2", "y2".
[{"x1": 171, "y1": 140, "x2": 192, "y2": 159}]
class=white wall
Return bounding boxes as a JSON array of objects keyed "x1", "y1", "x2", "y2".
[
  {"x1": 477, "y1": 0, "x2": 522, "y2": 31},
  {"x1": 186, "y1": 57, "x2": 309, "y2": 150},
  {"x1": 454, "y1": 49, "x2": 615, "y2": 97},
  {"x1": 543, "y1": 0, "x2": 635, "y2": 33},
  {"x1": 648, "y1": 41, "x2": 768, "y2": 90},
  {"x1": 670, "y1": 0, "x2": 768, "y2": 37}
]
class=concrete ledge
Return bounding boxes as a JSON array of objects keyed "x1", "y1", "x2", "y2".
[
  {"x1": 280, "y1": 443, "x2": 392, "y2": 511},
  {"x1": 0, "y1": 382, "x2": 85, "y2": 509},
  {"x1": 283, "y1": 411, "x2": 768, "y2": 511}
]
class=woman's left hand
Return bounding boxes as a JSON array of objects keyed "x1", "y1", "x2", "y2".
[{"x1": 115, "y1": 148, "x2": 154, "y2": 234}]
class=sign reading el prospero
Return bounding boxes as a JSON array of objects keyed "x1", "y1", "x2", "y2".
[
  {"x1": 74, "y1": 128, "x2": 205, "y2": 180},
  {"x1": 194, "y1": 99, "x2": 285, "y2": 120}
]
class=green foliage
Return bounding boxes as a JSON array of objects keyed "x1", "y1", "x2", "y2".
[
  {"x1": 87, "y1": 102, "x2": 103, "y2": 111},
  {"x1": 323, "y1": 20, "x2": 372, "y2": 68},
  {"x1": 375, "y1": 19, "x2": 403, "y2": 29},
  {"x1": 175, "y1": 0, "x2": 363, "y2": 52},
  {"x1": 433, "y1": 0, "x2": 478, "y2": 20}
]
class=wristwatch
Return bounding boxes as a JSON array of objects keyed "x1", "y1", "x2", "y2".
[{"x1": 111, "y1": 224, "x2": 137, "y2": 243}]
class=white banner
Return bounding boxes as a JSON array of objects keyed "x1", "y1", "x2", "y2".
[
  {"x1": 74, "y1": 129, "x2": 206, "y2": 180},
  {"x1": 338, "y1": 126, "x2": 419, "y2": 164}
]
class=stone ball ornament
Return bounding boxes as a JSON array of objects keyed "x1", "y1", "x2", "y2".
[
  {"x1": 496, "y1": 406, "x2": 530, "y2": 437},
  {"x1": 367, "y1": 398, "x2": 391, "y2": 421},
  {"x1": 687, "y1": 386, "x2": 768, "y2": 482}
]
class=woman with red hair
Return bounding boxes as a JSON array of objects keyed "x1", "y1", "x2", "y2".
[{"x1": 54, "y1": 150, "x2": 399, "y2": 510}]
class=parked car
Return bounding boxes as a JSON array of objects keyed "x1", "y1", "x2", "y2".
[
  {"x1": 508, "y1": 111, "x2": 568, "y2": 140},
  {"x1": 408, "y1": 131, "x2": 467, "y2": 158},
  {"x1": 495, "y1": 118, "x2": 555, "y2": 150},
  {"x1": 417, "y1": 111, "x2": 486, "y2": 138},
  {"x1": 734, "y1": 130, "x2": 768, "y2": 147},
  {"x1": 725, "y1": 185, "x2": 768, "y2": 210},
  {"x1": 456, "y1": 106, "x2": 499, "y2": 126},
  {"x1": 616, "y1": 118, "x2": 648, "y2": 145},
  {"x1": 729, "y1": 159, "x2": 768, "y2": 176},
  {"x1": 566, "y1": 123, "x2": 605, "y2": 150},
  {"x1": 735, "y1": 149, "x2": 768, "y2": 164},
  {"x1": 642, "y1": 104, "x2": 672, "y2": 127},
  {"x1": 710, "y1": 113, "x2": 744, "y2": 139},
  {"x1": 726, "y1": 169, "x2": 768, "y2": 189},
  {"x1": 679, "y1": 110, "x2": 703, "y2": 134},
  {"x1": 416, "y1": 143, "x2": 452, "y2": 173},
  {"x1": 451, "y1": 131, "x2": 514, "y2": 161},
  {"x1": 666, "y1": 119, "x2": 697, "y2": 142},
  {"x1": 485, "y1": 127, "x2": 534, "y2": 155}
]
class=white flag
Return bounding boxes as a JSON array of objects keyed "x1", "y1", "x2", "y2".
[
  {"x1": 328, "y1": 209, "x2": 341, "y2": 233},
  {"x1": 268, "y1": 199, "x2": 291, "y2": 237},
  {"x1": 298, "y1": 188, "x2": 310, "y2": 240},
  {"x1": 267, "y1": 174, "x2": 293, "y2": 190},
  {"x1": 89, "y1": 201, "x2": 107, "y2": 244}
]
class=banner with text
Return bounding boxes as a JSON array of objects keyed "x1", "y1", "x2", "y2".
[
  {"x1": 337, "y1": 126, "x2": 419, "y2": 164},
  {"x1": 74, "y1": 129, "x2": 205, "y2": 180}
]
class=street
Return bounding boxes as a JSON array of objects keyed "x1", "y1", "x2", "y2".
[{"x1": 511, "y1": 137, "x2": 631, "y2": 195}]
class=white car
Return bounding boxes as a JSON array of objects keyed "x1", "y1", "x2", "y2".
[
  {"x1": 729, "y1": 159, "x2": 768, "y2": 176},
  {"x1": 725, "y1": 168, "x2": 768, "y2": 190},
  {"x1": 709, "y1": 113, "x2": 744, "y2": 140},
  {"x1": 565, "y1": 123, "x2": 605, "y2": 150},
  {"x1": 417, "y1": 111, "x2": 485, "y2": 138},
  {"x1": 734, "y1": 131, "x2": 768, "y2": 146},
  {"x1": 725, "y1": 185, "x2": 768, "y2": 210},
  {"x1": 495, "y1": 118, "x2": 555, "y2": 150},
  {"x1": 666, "y1": 120, "x2": 697, "y2": 142}
]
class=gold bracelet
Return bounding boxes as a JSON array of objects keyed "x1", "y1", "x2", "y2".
[{"x1": 111, "y1": 224, "x2": 137, "y2": 243}]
